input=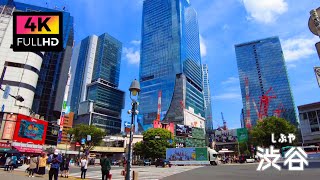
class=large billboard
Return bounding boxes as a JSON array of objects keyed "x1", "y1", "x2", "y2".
[
  {"x1": 176, "y1": 124, "x2": 193, "y2": 137},
  {"x1": 212, "y1": 128, "x2": 248, "y2": 143},
  {"x1": 166, "y1": 148, "x2": 208, "y2": 161},
  {"x1": 13, "y1": 114, "x2": 48, "y2": 145},
  {"x1": 184, "y1": 109, "x2": 205, "y2": 129}
]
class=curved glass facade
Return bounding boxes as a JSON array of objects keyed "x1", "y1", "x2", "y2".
[
  {"x1": 138, "y1": 0, "x2": 204, "y2": 131},
  {"x1": 235, "y1": 37, "x2": 298, "y2": 126}
]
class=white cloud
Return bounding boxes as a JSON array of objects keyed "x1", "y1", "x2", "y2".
[
  {"x1": 212, "y1": 93, "x2": 241, "y2": 100},
  {"x1": 200, "y1": 35, "x2": 207, "y2": 58},
  {"x1": 123, "y1": 47, "x2": 140, "y2": 65},
  {"x1": 130, "y1": 40, "x2": 141, "y2": 46},
  {"x1": 241, "y1": 0, "x2": 288, "y2": 24},
  {"x1": 222, "y1": 77, "x2": 239, "y2": 85},
  {"x1": 281, "y1": 36, "x2": 318, "y2": 62},
  {"x1": 286, "y1": 64, "x2": 297, "y2": 69}
]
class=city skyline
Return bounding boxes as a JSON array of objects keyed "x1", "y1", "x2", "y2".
[{"x1": 11, "y1": 0, "x2": 320, "y2": 130}]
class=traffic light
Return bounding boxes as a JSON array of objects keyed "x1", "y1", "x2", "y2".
[{"x1": 15, "y1": 95, "x2": 24, "y2": 102}]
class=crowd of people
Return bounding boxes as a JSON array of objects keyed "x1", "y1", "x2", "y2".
[{"x1": 1, "y1": 150, "x2": 114, "y2": 180}]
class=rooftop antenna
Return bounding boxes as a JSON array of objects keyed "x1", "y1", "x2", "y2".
[{"x1": 221, "y1": 112, "x2": 227, "y2": 130}]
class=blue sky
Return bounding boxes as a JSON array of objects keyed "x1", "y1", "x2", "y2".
[{"x1": 17, "y1": 0, "x2": 320, "y2": 130}]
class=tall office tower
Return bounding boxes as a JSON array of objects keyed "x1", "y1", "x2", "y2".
[
  {"x1": 202, "y1": 64, "x2": 213, "y2": 130},
  {"x1": 69, "y1": 35, "x2": 98, "y2": 115},
  {"x1": 235, "y1": 37, "x2": 298, "y2": 126},
  {"x1": 138, "y1": 0, "x2": 205, "y2": 131},
  {"x1": 71, "y1": 33, "x2": 125, "y2": 134}
]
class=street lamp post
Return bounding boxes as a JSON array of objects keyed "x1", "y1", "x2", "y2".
[{"x1": 125, "y1": 79, "x2": 140, "y2": 180}]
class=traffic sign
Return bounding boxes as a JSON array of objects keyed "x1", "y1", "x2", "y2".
[
  {"x1": 81, "y1": 138, "x2": 86, "y2": 145},
  {"x1": 87, "y1": 135, "x2": 91, "y2": 141},
  {"x1": 3, "y1": 85, "x2": 10, "y2": 99},
  {"x1": 124, "y1": 122, "x2": 131, "y2": 128}
]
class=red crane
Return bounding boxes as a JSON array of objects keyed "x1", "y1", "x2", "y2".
[
  {"x1": 244, "y1": 77, "x2": 252, "y2": 129},
  {"x1": 274, "y1": 103, "x2": 285, "y2": 118},
  {"x1": 258, "y1": 87, "x2": 277, "y2": 121}
]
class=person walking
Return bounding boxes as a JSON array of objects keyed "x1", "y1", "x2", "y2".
[
  {"x1": 100, "y1": 154, "x2": 111, "y2": 180},
  {"x1": 63, "y1": 156, "x2": 70, "y2": 178},
  {"x1": 38, "y1": 153, "x2": 47, "y2": 176},
  {"x1": 47, "y1": 150, "x2": 62, "y2": 180},
  {"x1": 80, "y1": 156, "x2": 88, "y2": 179},
  {"x1": 10, "y1": 154, "x2": 17, "y2": 172},
  {"x1": 29, "y1": 155, "x2": 38, "y2": 177},
  {"x1": 4, "y1": 155, "x2": 11, "y2": 171},
  {"x1": 60, "y1": 155, "x2": 65, "y2": 178}
]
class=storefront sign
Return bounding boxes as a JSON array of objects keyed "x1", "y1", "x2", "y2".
[
  {"x1": 0, "y1": 142, "x2": 11, "y2": 148},
  {"x1": 2, "y1": 114, "x2": 17, "y2": 140}
]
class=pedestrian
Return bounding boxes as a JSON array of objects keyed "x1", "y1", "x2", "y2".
[
  {"x1": 60, "y1": 155, "x2": 65, "y2": 177},
  {"x1": 29, "y1": 154, "x2": 38, "y2": 177},
  {"x1": 4, "y1": 155, "x2": 11, "y2": 171},
  {"x1": 38, "y1": 153, "x2": 47, "y2": 176},
  {"x1": 63, "y1": 156, "x2": 70, "y2": 178},
  {"x1": 47, "y1": 150, "x2": 62, "y2": 180},
  {"x1": 27, "y1": 155, "x2": 31, "y2": 164},
  {"x1": 10, "y1": 154, "x2": 17, "y2": 171},
  {"x1": 100, "y1": 154, "x2": 111, "y2": 180},
  {"x1": 80, "y1": 156, "x2": 88, "y2": 179}
]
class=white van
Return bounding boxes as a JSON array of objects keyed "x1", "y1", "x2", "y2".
[{"x1": 208, "y1": 148, "x2": 219, "y2": 165}]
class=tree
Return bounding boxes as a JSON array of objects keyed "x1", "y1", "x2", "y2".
[
  {"x1": 68, "y1": 124, "x2": 106, "y2": 152},
  {"x1": 250, "y1": 117, "x2": 297, "y2": 148},
  {"x1": 133, "y1": 128, "x2": 174, "y2": 160}
]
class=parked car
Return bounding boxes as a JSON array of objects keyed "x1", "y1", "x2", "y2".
[
  {"x1": 143, "y1": 159, "x2": 151, "y2": 166},
  {"x1": 155, "y1": 158, "x2": 171, "y2": 168},
  {"x1": 239, "y1": 155, "x2": 252, "y2": 163}
]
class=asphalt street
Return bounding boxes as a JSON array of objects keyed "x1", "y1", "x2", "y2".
[{"x1": 163, "y1": 161, "x2": 320, "y2": 180}]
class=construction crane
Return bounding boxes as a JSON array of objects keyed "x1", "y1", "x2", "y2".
[
  {"x1": 244, "y1": 77, "x2": 252, "y2": 129},
  {"x1": 274, "y1": 103, "x2": 285, "y2": 118},
  {"x1": 156, "y1": 90, "x2": 162, "y2": 121},
  {"x1": 221, "y1": 112, "x2": 227, "y2": 130},
  {"x1": 259, "y1": 87, "x2": 277, "y2": 121}
]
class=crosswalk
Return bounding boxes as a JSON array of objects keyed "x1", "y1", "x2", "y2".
[{"x1": 69, "y1": 166, "x2": 202, "y2": 180}]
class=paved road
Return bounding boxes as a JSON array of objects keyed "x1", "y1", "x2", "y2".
[{"x1": 163, "y1": 161, "x2": 320, "y2": 180}]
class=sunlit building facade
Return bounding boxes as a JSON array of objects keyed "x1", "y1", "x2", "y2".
[
  {"x1": 138, "y1": 0, "x2": 205, "y2": 131},
  {"x1": 235, "y1": 37, "x2": 298, "y2": 126}
]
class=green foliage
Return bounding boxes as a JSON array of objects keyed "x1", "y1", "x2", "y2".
[
  {"x1": 250, "y1": 116, "x2": 297, "y2": 148},
  {"x1": 68, "y1": 124, "x2": 106, "y2": 151},
  {"x1": 244, "y1": 150, "x2": 251, "y2": 156},
  {"x1": 133, "y1": 128, "x2": 174, "y2": 160}
]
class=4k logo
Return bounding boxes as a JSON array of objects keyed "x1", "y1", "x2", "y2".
[{"x1": 12, "y1": 12, "x2": 63, "y2": 52}]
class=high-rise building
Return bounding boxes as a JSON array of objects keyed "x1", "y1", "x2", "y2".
[
  {"x1": 202, "y1": 64, "x2": 213, "y2": 130},
  {"x1": 0, "y1": 2, "x2": 43, "y2": 116},
  {"x1": 71, "y1": 33, "x2": 125, "y2": 134},
  {"x1": 235, "y1": 37, "x2": 298, "y2": 126},
  {"x1": 138, "y1": 0, "x2": 205, "y2": 131},
  {"x1": 0, "y1": 1, "x2": 74, "y2": 145},
  {"x1": 69, "y1": 35, "x2": 98, "y2": 114}
]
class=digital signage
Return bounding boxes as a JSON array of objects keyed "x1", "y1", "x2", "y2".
[{"x1": 13, "y1": 114, "x2": 48, "y2": 145}]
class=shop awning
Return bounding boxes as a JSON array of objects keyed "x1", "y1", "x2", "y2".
[{"x1": 13, "y1": 146, "x2": 43, "y2": 153}]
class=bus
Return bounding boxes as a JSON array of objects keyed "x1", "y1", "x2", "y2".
[{"x1": 281, "y1": 145, "x2": 320, "y2": 158}]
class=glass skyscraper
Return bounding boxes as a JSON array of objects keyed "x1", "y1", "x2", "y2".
[
  {"x1": 202, "y1": 64, "x2": 213, "y2": 130},
  {"x1": 70, "y1": 33, "x2": 124, "y2": 134},
  {"x1": 235, "y1": 37, "x2": 298, "y2": 126},
  {"x1": 138, "y1": 0, "x2": 205, "y2": 131}
]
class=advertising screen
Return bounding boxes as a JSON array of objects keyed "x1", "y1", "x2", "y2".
[
  {"x1": 212, "y1": 128, "x2": 248, "y2": 143},
  {"x1": 13, "y1": 114, "x2": 48, "y2": 145},
  {"x1": 1, "y1": 114, "x2": 17, "y2": 140},
  {"x1": 166, "y1": 148, "x2": 208, "y2": 161},
  {"x1": 176, "y1": 124, "x2": 192, "y2": 137}
]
